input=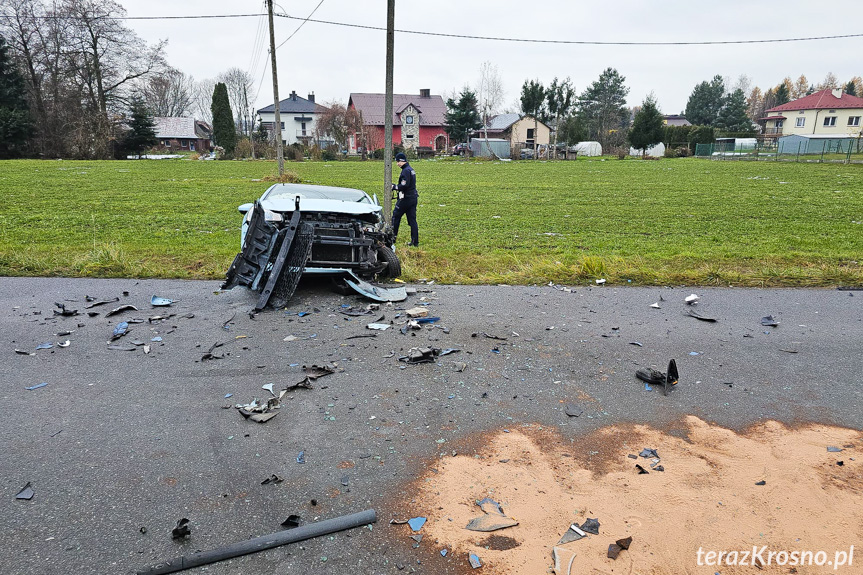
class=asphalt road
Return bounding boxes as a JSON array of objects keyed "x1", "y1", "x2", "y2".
[{"x1": 1, "y1": 277, "x2": 860, "y2": 575}]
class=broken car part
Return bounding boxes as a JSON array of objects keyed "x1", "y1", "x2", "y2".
[
  {"x1": 106, "y1": 304, "x2": 138, "y2": 317},
  {"x1": 16, "y1": 482, "x2": 34, "y2": 500},
  {"x1": 465, "y1": 498, "x2": 518, "y2": 532},
  {"x1": 151, "y1": 296, "x2": 175, "y2": 306},
  {"x1": 635, "y1": 359, "x2": 678, "y2": 396},
  {"x1": 137, "y1": 509, "x2": 377, "y2": 575},
  {"x1": 171, "y1": 518, "x2": 191, "y2": 539}
]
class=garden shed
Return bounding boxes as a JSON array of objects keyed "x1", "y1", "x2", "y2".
[{"x1": 470, "y1": 138, "x2": 511, "y2": 159}]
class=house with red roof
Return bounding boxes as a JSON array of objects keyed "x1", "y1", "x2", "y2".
[
  {"x1": 760, "y1": 89, "x2": 863, "y2": 140},
  {"x1": 347, "y1": 89, "x2": 448, "y2": 154}
]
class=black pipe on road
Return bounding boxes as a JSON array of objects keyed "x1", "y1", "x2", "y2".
[{"x1": 137, "y1": 508, "x2": 377, "y2": 575}]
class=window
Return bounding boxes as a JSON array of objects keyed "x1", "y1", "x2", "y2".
[
  {"x1": 190, "y1": 142, "x2": 195, "y2": 151},
  {"x1": 796, "y1": 117, "x2": 805, "y2": 127},
  {"x1": 527, "y1": 128, "x2": 535, "y2": 139},
  {"x1": 280, "y1": 122, "x2": 285, "y2": 129},
  {"x1": 405, "y1": 115, "x2": 414, "y2": 124},
  {"x1": 849, "y1": 116, "x2": 861, "y2": 126},
  {"x1": 823, "y1": 117, "x2": 837, "y2": 127},
  {"x1": 775, "y1": 120, "x2": 784, "y2": 128},
  {"x1": 181, "y1": 140, "x2": 187, "y2": 148},
  {"x1": 405, "y1": 134, "x2": 414, "y2": 139}
]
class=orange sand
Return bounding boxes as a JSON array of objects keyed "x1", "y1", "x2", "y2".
[{"x1": 415, "y1": 417, "x2": 862, "y2": 574}]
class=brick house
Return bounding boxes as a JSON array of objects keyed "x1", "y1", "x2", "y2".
[
  {"x1": 154, "y1": 117, "x2": 212, "y2": 152},
  {"x1": 347, "y1": 89, "x2": 448, "y2": 154}
]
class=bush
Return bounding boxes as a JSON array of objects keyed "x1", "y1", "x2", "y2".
[
  {"x1": 372, "y1": 148, "x2": 385, "y2": 160},
  {"x1": 405, "y1": 147, "x2": 418, "y2": 161},
  {"x1": 286, "y1": 143, "x2": 304, "y2": 161},
  {"x1": 321, "y1": 144, "x2": 339, "y2": 162},
  {"x1": 234, "y1": 137, "x2": 252, "y2": 159},
  {"x1": 261, "y1": 170, "x2": 301, "y2": 183}
]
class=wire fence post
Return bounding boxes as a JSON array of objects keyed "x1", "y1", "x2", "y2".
[{"x1": 796, "y1": 142, "x2": 801, "y2": 162}]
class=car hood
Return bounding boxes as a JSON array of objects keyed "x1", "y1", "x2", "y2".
[{"x1": 262, "y1": 197, "x2": 382, "y2": 218}]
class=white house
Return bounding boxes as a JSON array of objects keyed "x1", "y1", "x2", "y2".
[{"x1": 257, "y1": 91, "x2": 329, "y2": 146}]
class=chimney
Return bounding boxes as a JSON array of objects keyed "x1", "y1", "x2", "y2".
[
  {"x1": 832, "y1": 88, "x2": 843, "y2": 99},
  {"x1": 307, "y1": 92, "x2": 315, "y2": 103},
  {"x1": 290, "y1": 90, "x2": 297, "y2": 100},
  {"x1": 419, "y1": 88, "x2": 430, "y2": 98}
]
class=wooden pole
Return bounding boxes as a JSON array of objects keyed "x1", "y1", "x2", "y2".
[
  {"x1": 266, "y1": 0, "x2": 284, "y2": 176},
  {"x1": 383, "y1": 0, "x2": 395, "y2": 224}
]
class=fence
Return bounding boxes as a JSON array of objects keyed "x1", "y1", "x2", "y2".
[{"x1": 695, "y1": 138, "x2": 863, "y2": 164}]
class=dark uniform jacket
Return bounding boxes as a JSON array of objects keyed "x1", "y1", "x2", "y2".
[{"x1": 394, "y1": 162, "x2": 418, "y2": 198}]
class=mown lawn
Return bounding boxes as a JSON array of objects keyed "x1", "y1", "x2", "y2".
[{"x1": 0, "y1": 157, "x2": 861, "y2": 286}]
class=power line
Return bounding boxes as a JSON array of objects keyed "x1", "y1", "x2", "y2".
[
  {"x1": 274, "y1": 0, "x2": 326, "y2": 51},
  {"x1": 31, "y1": 11, "x2": 863, "y2": 46}
]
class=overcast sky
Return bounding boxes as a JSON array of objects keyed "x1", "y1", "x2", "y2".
[{"x1": 122, "y1": 0, "x2": 863, "y2": 115}]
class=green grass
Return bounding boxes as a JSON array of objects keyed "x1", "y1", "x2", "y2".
[{"x1": 0, "y1": 157, "x2": 861, "y2": 286}]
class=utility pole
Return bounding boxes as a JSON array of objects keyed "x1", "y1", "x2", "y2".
[
  {"x1": 383, "y1": 0, "x2": 395, "y2": 224},
  {"x1": 244, "y1": 84, "x2": 255, "y2": 160},
  {"x1": 266, "y1": 0, "x2": 284, "y2": 176}
]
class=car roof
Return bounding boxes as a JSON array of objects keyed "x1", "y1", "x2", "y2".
[{"x1": 263, "y1": 184, "x2": 370, "y2": 202}]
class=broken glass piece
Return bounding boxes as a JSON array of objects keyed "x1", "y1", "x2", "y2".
[
  {"x1": 827, "y1": 446, "x2": 843, "y2": 452},
  {"x1": 366, "y1": 323, "x2": 390, "y2": 330},
  {"x1": 84, "y1": 297, "x2": 119, "y2": 309},
  {"x1": 151, "y1": 336, "x2": 163, "y2": 342},
  {"x1": 341, "y1": 476, "x2": 349, "y2": 487},
  {"x1": 410, "y1": 534, "x2": 423, "y2": 543},
  {"x1": 151, "y1": 296, "x2": 175, "y2": 306},
  {"x1": 297, "y1": 451, "x2": 305, "y2": 464},
  {"x1": 440, "y1": 549, "x2": 448, "y2": 557},
  {"x1": 281, "y1": 515, "x2": 301, "y2": 529},
  {"x1": 761, "y1": 315, "x2": 779, "y2": 327},
  {"x1": 106, "y1": 304, "x2": 138, "y2": 317},
  {"x1": 439, "y1": 348, "x2": 460, "y2": 356},
  {"x1": 407, "y1": 517, "x2": 426, "y2": 532},
  {"x1": 16, "y1": 482, "x2": 34, "y2": 500},
  {"x1": 639, "y1": 448, "x2": 659, "y2": 458},
  {"x1": 171, "y1": 518, "x2": 191, "y2": 539},
  {"x1": 25, "y1": 383, "x2": 48, "y2": 390},
  {"x1": 262, "y1": 383, "x2": 275, "y2": 396},
  {"x1": 35, "y1": 342, "x2": 53, "y2": 350},
  {"x1": 415, "y1": 317, "x2": 440, "y2": 324},
  {"x1": 465, "y1": 514, "x2": 518, "y2": 532},
  {"x1": 469, "y1": 554, "x2": 482, "y2": 569}
]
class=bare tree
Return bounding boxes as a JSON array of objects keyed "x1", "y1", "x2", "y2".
[
  {"x1": 217, "y1": 67, "x2": 254, "y2": 136},
  {"x1": 817, "y1": 72, "x2": 840, "y2": 90},
  {"x1": 140, "y1": 68, "x2": 194, "y2": 117},
  {"x1": 732, "y1": 74, "x2": 751, "y2": 96},
  {"x1": 191, "y1": 78, "x2": 215, "y2": 125},
  {"x1": 475, "y1": 61, "x2": 504, "y2": 155}
]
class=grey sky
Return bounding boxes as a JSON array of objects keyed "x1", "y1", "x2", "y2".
[{"x1": 123, "y1": 0, "x2": 863, "y2": 115}]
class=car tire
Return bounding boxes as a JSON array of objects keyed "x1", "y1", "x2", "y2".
[{"x1": 376, "y1": 245, "x2": 401, "y2": 279}]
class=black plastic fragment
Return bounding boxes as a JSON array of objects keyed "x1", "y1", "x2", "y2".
[
  {"x1": 171, "y1": 518, "x2": 191, "y2": 539},
  {"x1": 281, "y1": 515, "x2": 301, "y2": 529}
]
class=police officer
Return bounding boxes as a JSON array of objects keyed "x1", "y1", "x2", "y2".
[{"x1": 391, "y1": 152, "x2": 419, "y2": 247}]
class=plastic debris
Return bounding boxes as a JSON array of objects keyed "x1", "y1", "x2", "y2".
[
  {"x1": 84, "y1": 297, "x2": 119, "y2": 309},
  {"x1": 25, "y1": 382, "x2": 48, "y2": 390},
  {"x1": 636, "y1": 464, "x2": 649, "y2": 474},
  {"x1": 440, "y1": 549, "x2": 448, "y2": 557},
  {"x1": 761, "y1": 315, "x2": 779, "y2": 327},
  {"x1": 261, "y1": 474, "x2": 283, "y2": 485},
  {"x1": 406, "y1": 307, "x2": 429, "y2": 318},
  {"x1": 151, "y1": 296, "x2": 175, "y2": 307},
  {"x1": 407, "y1": 517, "x2": 426, "y2": 532},
  {"x1": 827, "y1": 446, "x2": 843, "y2": 452},
  {"x1": 53, "y1": 302, "x2": 78, "y2": 316},
  {"x1": 635, "y1": 359, "x2": 678, "y2": 396},
  {"x1": 108, "y1": 344, "x2": 137, "y2": 351},
  {"x1": 755, "y1": 480, "x2": 767, "y2": 486},
  {"x1": 580, "y1": 518, "x2": 600, "y2": 535},
  {"x1": 57, "y1": 340, "x2": 70, "y2": 348},
  {"x1": 471, "y1": 332, "x2": 507, "y2": 341},
  {"x1": 16, "y1": 482, "x2": 34, "y2": 500},
  {"x1": 558, "y1": 522, "x2": 588, "y2": 544},
  {"x1": 262, "y1": 383, "x2": 275, "y2": 396},
  {"x1": 14, "y1": 349, "x2": 35, "y2": 356},
  {"x1": 650, "y1": 302, "x2": 661, "y2": 309},
  {"x1": 564, "y1": 403, "x2": 583, "y2": 417},
  {"x1": 639, "y1": 448, "x2": 659, "y2": 458},
  {"x1": 281, "y1": 515, "x2": 301, "y2": 529},
  {"x1": 224, "y1": 393, "x2": 233, "y2": 399},
  {"x1": 297, "y1": 451, "x2": 305, "y2": 464},
  {"x1": 465, "y1": 497, "x2": 518, "y2": 532},
  {"x1": 171, "y1": 518, "x2": 191, "y2": 539},
  {"x1": 685, "y1": 294, "x2": 699, "y2": 305},
  {"x1": 201, "y1": 341, "x2": 225, "y2": 361},
  {"x1": 438, "y1": 348, "x2": 461, "y2": 356},
  {"x1": 469, "y1": 553, "x2": 482, "y2": 569},
  {"x1": 35, "y1": 342, "x2": 53, "y2": 350},
  {"x1": 595, "y1": 279, "x2": 606, "y2": 285},
  {"x1": 106, "y1": 304, "x2": 138, "y2": 317},
  {"x1": 151, "y1": 336, "x2": 162, "y2": 342},
  {"x1": 399, "y1": 347, "x2": 442, "y2": 364},
  {"x1": 686, "y1": 310, "x2": 717, "y2": 323},
  {"x1": 608, "y1": 536, "x2": 633, "y2": 560},
  {"x1": 366, "y1": 323, "x2": 390, "y2": 330},
  {"x1": 415, "y1": 317, "x2": 440, "y2": 324},
  {"x1": 111, "y1": 321, "x2": 129, "y2": 340},
  {"x1": 236, "y1": 396, "x2": 281, "y2": 423}
]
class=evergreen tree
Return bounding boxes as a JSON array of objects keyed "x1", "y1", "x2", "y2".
[
  {"x1": 627, "y1": 95, "x2": 664, "y2": 156},
  {"x1": 774, "y1": 82, "x2": 790, "y2": 106},
  {"x1": 684, "y1": 75, "x2": 725, "y2": 126},
  {"x1": 520, "y1": 79, "x2": 545, "y2": 153},
  {"x1": 546, "y1": 77, "x2": 575, "y2": 152},
  {"x1": 715, "y1": 89, "x2": 754, "y2": 134},
  {"x1": 558, "y1": 114, "x2": 587, "y2": 146},
  {"x1": 0, "y1": 34, "x2": 32, "y2": 158},
  {"x1": 444, "y1": 87, "x2": 481, "y2": 145},
  {"x1": 845, "y1": 81, "x2": 857, "y2": 97},
  {"x1": 122, "y1": 97, "x2": 157, "y2": 158},
  {"x1": 578, "y1": 68, "x2": 630, "y2": 148},
  {"x1": 211, "y1": 82, "x2": 237, "y2": 156}
]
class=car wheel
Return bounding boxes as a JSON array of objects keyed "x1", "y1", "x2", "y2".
[{"x1": 376, "y1": 245, "x2": 401, "y2": 279}]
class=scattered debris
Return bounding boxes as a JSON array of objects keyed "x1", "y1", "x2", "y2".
[
  {"x1": 685, "y1": 310, "x2": 717, "y2": 323},
  {"x1": 236, "y1": 396, "x2": 280, "y2": 423},
  {"x1": 151, "y1": 296, "x2": 175, "y2": 306},
  {"x1": 827, "y1": 446, "x2": 844, "y2": 452},
  {"x1": 14, "y1": 349, "x2": 35, "y2": 356},
  {"x1": 607, "y1": 536, "x2": 633, "y2": 560},
  {"x1": 564, "y1": 403, "x2": 583, "y2": 417},
  {"x1": 84, "y1": 297, "x2": 119, "y2": 309},
  {"x1": 25, "y1": 382, "x2": 48, "y2": 390},
  {"x1": 406, "y1": 307, "x2": 429, "y2": 318},
  {"x1": 285, "y1": 364, "x2": 335, "y2": 389},
  {"x1": 468, "y1": 553, "x2": 482, "y2": 569},
  {"x1": 399, "y1": 347, "x2": 442, "y2": 364},
  {"x1": 756, "y1": 480, "x2": 767, "y2": 486},
  {"x1": 558, "y1": 522, "x2": 588, "y2": 544},
  {"x1": 106, "y1": 304, "x2": 138, "y2": 317},
  {"x1": 222, "y1": 313, "x2": 236, "y2": 331},
  {"x1": 407, "y1": 517, "x2": 426, "y2": 532},
  {"x1": 107, "y1": 344, "x2": 138, "y2": 352},
  {"x1": 171, "y1": 518, "x2": 191, "y2": 539},
  {"x1": 57, "y1": 340, "x2": 70, "y2": 348},
  {"x1": 650, "y1": 302, "x2": 661, "y2": 309},
  {"x1": 53, "y1": 302, "x2": 78, "y2": 316},
  {"x1": 595, "y1": 279, "x2": 606, "y2": 285},
  {"x1": 346, "y1": 333, "x2": 377, "y2": 340},
  {"x1": 201, "y1": 341, "x2": 225, "y2": 361},
  {"x1": 465, "y1": 498, "x2": 519, "y2": 532},
  {"x1": 366, "y1": 323, "x2": 390, "y2": 330},
  {"x1": 35, "y1": 342, "x2": 53, "y2": 350},
  {"x1": 580, "y1": 518, "x2": 600, "y2": 535},
  {"x1": 15, "y1": 482, "x2": 34, "y2": 500},
  {"x1": 297, "y1": 451, "x2": 306, "y2": 464},
  {"x1": 635, "y1": 464, "x2": 649, "y2": 474},
  {"x1": 629, "y1": 341, "x2": 643, "y2": 347},
  {"x1": 635, "y1": 359, "x2": 678, "y2": 396},
  {"x1": 684, "y1": 294, "x2": 699, "y2": 305},
  {"x1": 639, "y1": 448, "x2": 659, "y2": 458},
  {"x1": 260, "y1": 474, "x2": 283, "y2": 485},
  {"x1": 471, "y1": 332, "x2": 507, "y2": 341},
  {"x1": 262, "y1": 383, "x2": 275, "y2": 396},
  {"x1": 281, "y1": 515, "x2": 301, "y2": 529},
  {"x1": 761, "y1": 315, "x2": 779, "y2": 327},
  {"x1": 111, "y1": 322, "x2": 129, "y2": 341}
]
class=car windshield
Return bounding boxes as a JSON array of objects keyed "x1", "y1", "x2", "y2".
[{"x1": 263, "y1": 184, "x2": 371, "y2": 204}]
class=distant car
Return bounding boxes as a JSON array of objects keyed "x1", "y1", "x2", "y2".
[
  {"x1": 222, "y1": 184, "x2": 401, "y2": 308},
  {"x1": 452, "y1": 143, "x2": 468, "y2": 156}
]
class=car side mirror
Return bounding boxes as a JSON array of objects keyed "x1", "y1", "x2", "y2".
[{"x1": 238, "y1": 203, "x2": 253, "y2": 214}]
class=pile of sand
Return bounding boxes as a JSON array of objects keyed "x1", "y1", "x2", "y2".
[{"x1": 413, "y1": 417, "x2": 861, "y2": 574}]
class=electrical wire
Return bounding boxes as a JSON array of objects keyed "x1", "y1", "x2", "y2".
[{"x1": 274, "y1": 0, "x2": 326, "y2": 50}]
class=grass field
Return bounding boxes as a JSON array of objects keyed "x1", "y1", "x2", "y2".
[{"x1": 0, "y1": 157, "x2": 861, "y2": 286}]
